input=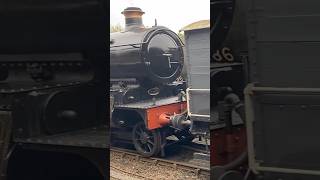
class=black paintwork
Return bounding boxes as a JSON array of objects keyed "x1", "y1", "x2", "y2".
[
  {"x1": 245, "y1": 0, "x2": 320, "y2": 178},
  {"x1": 211, "y1": 0, "x2": 248, "y2": 63},
  {"x1": 211, "y1": 0, "x2": 248, "y2": 127},
  {"x1": 110, "y1": 26, "x2": 184, "y2": 84},
  {"x1": 0, "y1": 0, "x2": 108, "y2": 179}
]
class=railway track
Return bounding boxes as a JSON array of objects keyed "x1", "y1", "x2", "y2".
[
  {"x1": 111, "y1": 165, "x2": 152, "y2": 180},
  {"x1": 110, "y1": 147, "x2": 210, "y2": 180}
]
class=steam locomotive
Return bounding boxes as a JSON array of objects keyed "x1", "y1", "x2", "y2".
[
  {"x1": 212, "y1": 0, "x2": 320, "y2": 180},
  {"x1": 211, "y1": 0, "x2": 248, "y2": 179},
  {"x1": 110, "y1": 7, "x2": 191, "y2": 157},
  {"x1": 0, "y1": 1, "x2": 107, "y2": 179}
]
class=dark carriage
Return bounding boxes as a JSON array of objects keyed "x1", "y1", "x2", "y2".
[
  {"x1": 212, "y1": 0, "x2": 320, "y2": 179},
  {"x1": 245, "y1": 0, "x2": 320, "y2": 179},
  {"x1": 0, "y1": 1, "x2": 108, "y2": 179},
  {"x1": 211, "y1": 0, "x2": 248, "y2": 179}
]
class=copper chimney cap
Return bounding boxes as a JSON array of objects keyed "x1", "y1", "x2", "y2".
[{"x1": 122, "y1": 7, "x2": 145, "y2": 30}]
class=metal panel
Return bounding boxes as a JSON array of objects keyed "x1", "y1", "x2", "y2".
[
  {"x1": 254, "y1": 94, "x2": 320, "y2": 170},
  {"x1": 253, "y1": 0, "x2": 320, "y2": 16},
  {"x1": 187, "y1": 88, "x2": 210, "y2": 119},
  {"x1": 247, "y1": 0, "x2": 320, "y2": 87},
  {"x1": 15, "y1": 127, "x2": 108, "y2": 149},
  {"x1": 256, "y1": 16, "x2": 320, "y2": 42},
  {"x1": 184, "y1": 28, "x2": 210, "y2": 89},
  {"x1": 245, "y1": 85, "x2": 320, "y2": 176},
  {"x1": 246, "y1": 0, "x2": 320, "y2": 176},
  {"x1": 252, "y1": 0, "x2": 320, "y2": 42},
  {"x1": 184, "y1": 28, "x2": 210, "y2": 122},
  {"x1": 253, "y1": 42, "x2": 320, "y2": 87}
]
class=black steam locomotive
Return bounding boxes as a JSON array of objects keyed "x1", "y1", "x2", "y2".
[
  {"x1": 211, "y1": 0, "x2": 248, "y2": 178},
  {"x1": 212, "y1": 0, "x2": 320, "y2": 180},
  {"x1": 0, "y1": 1, "x2": 107, "y2": 179},
  {"x1": 110, "y1": 7, "x2": 190, "y2": 157}
]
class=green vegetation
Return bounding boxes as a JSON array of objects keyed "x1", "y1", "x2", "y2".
[
  {"x1": 178, "y1": 31, "x2": 185, "y2": 43},
  {"x1": 110, "y1": 24, "x2": 124, "y2": 33},
  {"x1": 110, "y1": 24, "x2": 185, "y2": 44}
]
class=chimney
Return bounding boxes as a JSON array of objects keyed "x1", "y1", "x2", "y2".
[{"x1": 122, "y1": 7, "x2": 145, "y2": 30}]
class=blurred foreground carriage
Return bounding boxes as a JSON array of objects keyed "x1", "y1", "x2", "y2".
[
  {"x1": 0, "y1": 1, "x2": 108, "y2": 179},
  {"x1": 212, "y1": 0, "x2": 320, "y2": 179}
]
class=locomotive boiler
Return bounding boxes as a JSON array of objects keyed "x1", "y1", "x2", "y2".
[
  {"x1": 110, "y1": 7, "x2": 190, "y2": 157},
  {"x1": 110, "y1": 7, "x2": 185, "y2": 103},
  {"x1": 110, "y1": 12, "x2": 184, "y2": 84}
]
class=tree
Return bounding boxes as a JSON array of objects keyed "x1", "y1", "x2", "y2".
[
  {"x1": 110, "y1": 24, "x2": 124, "y2": 33},
  {"x1": 177, "y1": 31, "x2": 185, "y2": 44}
]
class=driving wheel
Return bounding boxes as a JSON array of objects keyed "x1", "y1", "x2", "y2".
[{"x1": 132, "y1": 121, "x2": 162, "y2": 157}]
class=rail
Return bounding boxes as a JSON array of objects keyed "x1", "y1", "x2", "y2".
[{"x1": 110, "y1": 147, "x2": 210, "y2": 179}]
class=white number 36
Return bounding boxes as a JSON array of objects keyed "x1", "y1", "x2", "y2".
[{"x1": 213, "y1": 47, "x2": 234, "y2": 62}]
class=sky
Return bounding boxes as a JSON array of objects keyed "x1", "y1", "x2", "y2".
[{"x1": 110, "y1": 0, "x2": 210, "y2": 33}]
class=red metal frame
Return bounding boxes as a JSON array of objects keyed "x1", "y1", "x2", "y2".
[
  {"x1": 146, "y1": 102, "x2": 187, "y2": 130},
  {"x1": 211, "y1": 126, "x2": 247, "y2": 166}
]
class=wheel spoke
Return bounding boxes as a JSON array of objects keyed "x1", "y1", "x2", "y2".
[
  {"x1": 135, "y1": 137, "x2": 144, "y2": 141},
  {"x1": 146, "y1": 143, "x2": 152, "y2": 152},
  {"x1": 135, "y1": 130, "x2": 142, "y2": 137},
  {"x1": 147, "y1": 140, "x2": 154, "y2": 145},
  {"x1": 135, "y1": 136, "x2": 143, "y2": 144},
  {"x1": 133, "y1": 122, "x2": 161, "y2": 156},
  {"x1": 139, "y1": 128, "x2": 144, "y2": 135},
  {"x1": 143, "y1": 144, "x2": 150, "y2": 152}
]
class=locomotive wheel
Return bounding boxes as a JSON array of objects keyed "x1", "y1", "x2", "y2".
[{"x1": 132, "y1": 122, "x2": 162, "y2": 157}]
